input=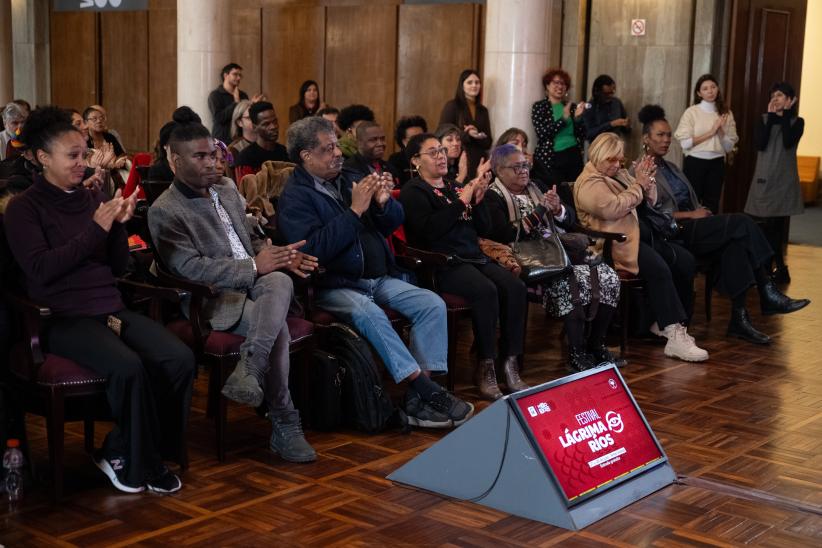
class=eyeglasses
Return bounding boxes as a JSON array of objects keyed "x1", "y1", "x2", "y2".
[
  {"x1": 417, "y1": 147, "x2": 448, "y2": 159},
  {"x1": 86, "y1": 115, "x2": 106, "y2": 123},
  {"x1": 504, "y1": 162, "x2": 531, "y2": 173},
  {"x1": 549, "y1": 79, "x2": 567, "y2": 87},
  {"x1": 604, "y1": 156, "x2": 625, "y2": 165}
]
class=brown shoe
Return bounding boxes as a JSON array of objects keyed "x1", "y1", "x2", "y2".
[
  {"x1": 501, "y1": 355, "x2": 530, "y2": 393},
  {"x1": 473, "y1": 359, "x2": 503, "y2": 401}
]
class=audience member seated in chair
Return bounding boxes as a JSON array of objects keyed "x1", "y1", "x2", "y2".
[
  {"x1": 574, "y1": 132, "x2": 709, "y2": 362},
  {"x1": 399, "y1": 134, "x2": 529, "y2": 400},
  {"x1": 636, "y1": 104, "x2": 810, "y2": 344},
  {"x1": 234, "y1": 102, "x2": 288, "y2": 176},
  {"x1": 342, "y1": 121, "x2": 400, "y2": 186},
  {"x1": 277, "y1": 117, "x2": 474, "y2": 428},
  {"x1": 389, "y1": 115, "x2": 427, "y2": 187},
  {"x1": 485, "y1": 144, "x2": 623, "y2": 372},
  {"x1": 336, "y1": 104, "x2": 375, "y2": 159},
  {"x1": 3, "y1": 106, "x2": 194, "y2": 494},
  {"x1": 148, "y1": 107, "x2": 202, "y2": 182},
  {"x1": 147, "y1": 122, "x2": 318, "y2": 463}
]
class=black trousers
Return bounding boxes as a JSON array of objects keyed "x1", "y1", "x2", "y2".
[
  {"x1": 437, "y1": 261, "x2": 528, "y2": 360},
  {"x1": 758, "y1": 216, "x2": 788, "y2": 269},
  {"x1": 649, "y1": 238, "x2": 696, "y2": 322},
  {"x1": 680, "y1": 213, "x2": 773, "y2": 298},
  {"x1": 45, "y1": 309, "x2": 195, "y2": 487},
  {"x1": 535, "y1": 147, "x2": 584, "y2": 187},
  {"x1": 683, "y1": 156, "x2": 725, "y2": 213},
  {"x1": 636, "y1": 241, "x2": 690, "y2": 328}
]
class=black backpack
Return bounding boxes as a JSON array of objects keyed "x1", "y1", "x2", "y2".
[
  {"x1": 308, "y1": 349, "x2": 345, "y2": 431},
  {"x1": 323, "y1": 323, "x2": 407, "y2": 434}
]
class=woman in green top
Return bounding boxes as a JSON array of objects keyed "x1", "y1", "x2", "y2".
[{"x1": 531, "y1": 68, "x2": 587, "y2": 187}]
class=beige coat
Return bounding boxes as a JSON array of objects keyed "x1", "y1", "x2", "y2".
[{"x1": 573, "y1": 162, "x2": 652, "y2": 275}]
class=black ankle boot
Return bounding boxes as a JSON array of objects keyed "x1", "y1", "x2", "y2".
[
  {"x1": 568, "y1": 348, "x2": 599, "y2": 373},
  {"x1": 727, "y1": 307, "x2": 771, "y2": 345},
  {"x1": 759, "y1": 281, "x2": 810, "y2": 315},
  {"x1": 770, "y1": 266, "x2": 790, "y2": 284},
  {"x1": 588, "y1": 343, "x2": 628, "y2": 368}
]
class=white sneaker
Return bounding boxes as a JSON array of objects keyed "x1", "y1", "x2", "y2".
[{"x1": 663, "y1": 324, "x2": 709, "y2": 362}]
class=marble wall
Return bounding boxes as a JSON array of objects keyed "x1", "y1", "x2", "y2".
[
  {"x1": 563, "y1": 0, "x2": 726, "y2": 166},
  {"x1": 11, "y1": 0, "x2": 49, "y2": 106}
]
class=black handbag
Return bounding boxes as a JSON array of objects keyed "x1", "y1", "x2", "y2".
[
  {"x1": 639, "y1": 202, "x2": 680, "y2": 240},
  {"x1": 511, "y1": 215, "x2": 571, "y2": 283}
]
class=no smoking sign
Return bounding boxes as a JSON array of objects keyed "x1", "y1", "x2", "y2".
[{"x1": 631, "y1": 19, "x2": 646, "y2": 36}]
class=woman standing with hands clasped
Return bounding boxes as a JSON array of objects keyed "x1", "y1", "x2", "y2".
[
  {"x1": 744, "y1": 82, "x2": 805, "y2": 284},
  {"x1": 439, "y1": 69, "x2": 493, "y2": 181},
  {"x1": 674, "y1": 74, "x2": 738, "y2": 213},
  {"x1": 399, "y1": 133, "x2": 528, "y2": 401},
  {"x1": 531, "y1": 68, "x2": 587, "y2": 187}
]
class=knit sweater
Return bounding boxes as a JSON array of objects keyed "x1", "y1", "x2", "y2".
[
  {"x1": 3, "y1": 175, "x2": 128, "y2": 317},
  {"x1": 673, "y1": 101, "x2": 738, "y2": 160}
]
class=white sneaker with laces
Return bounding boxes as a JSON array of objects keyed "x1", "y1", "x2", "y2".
[{"x1": 663, "y1": 324, "x2": 709, "y2": 362}]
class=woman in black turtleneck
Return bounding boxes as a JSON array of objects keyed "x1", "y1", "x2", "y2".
[
  {"x1": 399, "y1": 133, "x2": 528, "y2": 402},
  {"x1": 3, "y1": 107, "x2": 194, "y2": 495}
]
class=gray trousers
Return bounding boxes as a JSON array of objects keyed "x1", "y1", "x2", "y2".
[{"x1": 231, "y1": 272, "x2": 294, "y2": 414}]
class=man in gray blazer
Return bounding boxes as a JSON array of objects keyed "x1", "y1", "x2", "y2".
[{"x1": 148, "y1": 123, "x2": 318, "y2": 463}]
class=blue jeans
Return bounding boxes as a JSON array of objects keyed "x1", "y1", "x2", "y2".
[{"x1": 317, "y1": 276, "x2": 447, "y2": 383}]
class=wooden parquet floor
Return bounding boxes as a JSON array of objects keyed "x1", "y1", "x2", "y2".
[{"x1": 2, "y1": 245, "x2": 822, "y2": 547}]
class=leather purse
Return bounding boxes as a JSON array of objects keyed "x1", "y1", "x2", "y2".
[
  {"x1": 639, "y1": 202, "x2": 680, "y2": 240},
  {"x1": 511, "y1": 215, "x2": 571, "y2": 283}
]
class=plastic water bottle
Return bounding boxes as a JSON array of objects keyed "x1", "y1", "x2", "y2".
[{"x1": 3, "y1": 439, "x2": 24, "y2": 503}]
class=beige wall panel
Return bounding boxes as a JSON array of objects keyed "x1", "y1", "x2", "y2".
[
  {"x1": 261, "y1": 6, "x2": 325, "y2": 142},
  {"x1": 325, "y1": 4, "x2": 397, "y2": 150},
  {"x1": 396, "y1": 3, "x2": 477, "y2": 147},
  {"x1": 148, "y1": 2, "x2": 176, "y2": 150},
  {"x1": 231, "y1": 8, "x2": 263, "y2": 101},
  {"x1": 50, "y1": 11, "x2": 97, "y2": 111},
  {"x1": 100, "y1": 11, "x2": 148, "y2": 152}
]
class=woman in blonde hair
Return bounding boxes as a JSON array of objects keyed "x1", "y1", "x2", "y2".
[{"x1": 573, "y1": 133, "x2": 708, "y2": 362}]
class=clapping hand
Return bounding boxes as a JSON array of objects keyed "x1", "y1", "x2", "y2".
[
  {"x1": 456, "y1": 151, "x2": 468, "y2": 183},
  {"x1": 374, "y1": 172, "x2": 394, "y2": 207},
  {"x1": 574, "y1": 102, "x2": 586, "y2": 118},
  {"x1": 633, "y1": 156, "x2": 656, "y2": 192},
  {"x1": 92, "y1": 189, "x2": 135, "y2": 231},
  {"x1": 350, "y1": 175, "x2": 378, "y2": 216},
  {"x1": 542, "y1": 185, "x2": 562, "y2": 216}
]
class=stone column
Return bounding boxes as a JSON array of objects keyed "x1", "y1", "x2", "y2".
[
  {"x1": 177, "y1": 0, "x2": 231, "y2": 130},
  {"x1": 0, "y1": 0, "x2": 12, "y2": 105},
  {"x1": 482, "y1": 0, "x2": 562, "y2": 149},
  {"x1": 11, "y1": 0, "x2": 50, "y2": 105}
]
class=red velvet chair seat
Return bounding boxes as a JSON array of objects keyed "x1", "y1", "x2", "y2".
[
  {"x1": 38, "y1": 354, "x2": 107, "y2": 386},
  {"x1": 166, "y1": 319, "x2": 244, "y2": 355},
  {"x1": 287, "y1": 316, "x2": 314, "y2": 344},
  {"x1": 310, "y1": 306, "x2": 403, "y2": 326},
  {"x1": 440, "y1": 292, "x2": 471, "y2": 311}
]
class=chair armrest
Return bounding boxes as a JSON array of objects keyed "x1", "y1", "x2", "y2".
[
  {"x1": 401, "y1": 245, "x2": 456, "y2": 267},
  {"x1": 118, "y1": 277, "x2": 189, "y2": 305},
  {"x1": 2, "y1": 289, "x2": 51, "y2": 373},
  {"x1": 571, "y1": 223, "x2": 627, "y2": 243},
  {"x1": 155, "y1": 266, "x2": 220, "y2": 299},
  {"x1": 395, "y1": 254, "x2": 423, "y2": 270}
]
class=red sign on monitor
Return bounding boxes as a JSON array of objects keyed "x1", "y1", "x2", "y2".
[{"x1": 511, "y1": 368, "x2": 665, "y2": 504}]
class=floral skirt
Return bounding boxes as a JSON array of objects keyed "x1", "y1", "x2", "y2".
[{"x1": 542, "y1": 263, "x2": 621, "y2": 318}]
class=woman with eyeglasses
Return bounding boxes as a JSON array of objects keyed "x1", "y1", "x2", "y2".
[
  {"x1": 574, "y1": 132, "x2": 708, "y2": 362},
  {"x1": 484, "y1": 144, "x2": 622, "y2": 372},
  {"x1": 229, "y1": 99, "x2": 255, "y2": 158},
  {"x1": 399, "y1": 134, "x2": 528, "y2": 401},
  {"x1": 531, "y1": 68, "x2": 586, "y2": 187}
]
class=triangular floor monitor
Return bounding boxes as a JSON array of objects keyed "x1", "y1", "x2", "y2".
[{"x1": 388, "y1": 369, "x2": 676, "y2": 530}]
